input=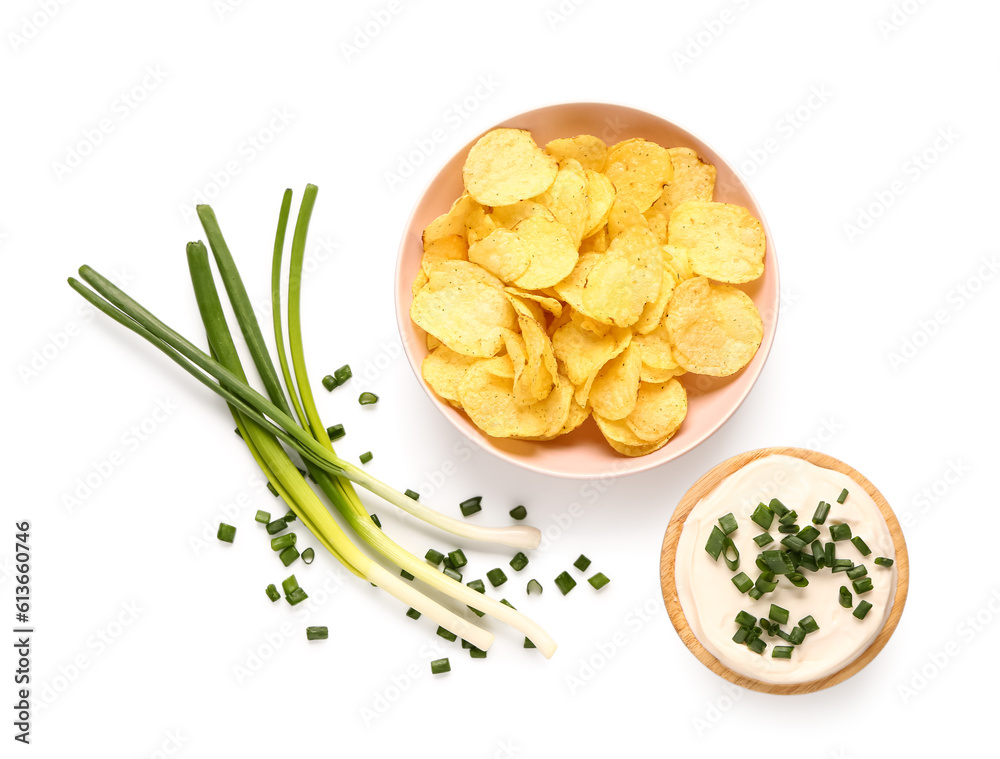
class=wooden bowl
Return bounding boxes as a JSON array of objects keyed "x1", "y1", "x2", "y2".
[{"x1": 659, "y1": 446, "x2": 909, "y2": 695}]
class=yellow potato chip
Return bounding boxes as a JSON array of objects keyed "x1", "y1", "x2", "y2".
[
  {"x1": 510, "y1": 215, "x2": 579, "y2": 290},
  {"x1": 639, "y1": 363, "x2": 685, "y2": 383},
  {"x1": 666, "y1": 276, "x2": 763, "y2": 376},
  {"x1": 410, "y1": 261, "x2": 517, "y2": 357},
  {"x1": 631, "y1": 323, "x2": 674, "y2": 369},
  {"x1": 589, "y1": 343, "x2": 642, "y2": 420},
  {"x1": 603, "y1": 139, "x2": 674, "y2": 213},
  {"x1": 662, "y1": 244, "x2": 693, "y2": 280},
  {"x1": 648, "y1": 147, "x2": 716, "y2": 221},
  {"x1": 460, "y1": 361, "x2": 569, "y2": 439},
  {"x1": 633, "y1": 254, "x2": 678, "y2": 334},
  {"x1": 426, "y1": 333, "x2": 441, "y2": 351},
  {"x1": 490, "y1": 201, "x2": 554, "y2": 230},
  {"x1": 579, "y1": 226, "x2": 608, "y2": 254},
  {"x1": 668, "y1": 201, "x2": 765, "y2": 284},
  {"x1": 422, "y1": 345, "x2": 478, "y2": 408},
  {"x1": 544, "y1": 134, "x2": 608, "y2": 172},
  {"x1": 552, "y1": 321, "x2": 617, "y2": 388},
  {"x1": 606, "y1": 198, "x2": 649, "y2": 240},
  {"x1": 582, "y1": 225, "x2": 663, "y2": 327},
  {"x1": 509, "y1": 298, "x2": 558, "y2": 404},
  {"x1": 625, "y1": 379, "x2": 687, "y2": 443},
  {"x1": 572, "y1": 327, "x2": 630, "y2": 407},
  {"x1": 503, "y1": 287, "x2": 563, "y2": 318},
  {"x1": 582, "y1": 169, "x2": 616, "y2": 238},
  {"x1": 463, "y1": 128, "x2": 558, "y2": 206},
  {"x1": 467, "y1": 228, "x2": 530, "y2": 282},
  {"x1": 422, "y1": 234, "x2": 468, "y2": 275},
  {"x1": 411, "y1": 268, "x2": 429, "y2": 297},
  {"x1": 465, "y1": 202, "x2": 497, "y2": 246},
  {"x1": 533, "y1": 158, "x2": 589, "y2": 246},
  {"x1": 423, "y1": 194, "x2": 475, "y2": 245},
  {"x1": 569, "y1": 309, "x2": 611, "y2": 337},
  {"x1": 644, "y1": 209, "x2": 668, "y2": 244}
]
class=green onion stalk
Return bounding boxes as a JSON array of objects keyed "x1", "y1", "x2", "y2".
[{"x1": 68, "y1": 185, "x2": 557, "y2": 658}]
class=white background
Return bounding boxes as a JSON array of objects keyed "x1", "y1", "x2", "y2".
[{"x1": 4, "y1": 0, "x2": 999, "y2": 756}]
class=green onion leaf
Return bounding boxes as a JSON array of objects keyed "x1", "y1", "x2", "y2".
[
  {"x1": 573, "y1": 554, "x2": 592, "y2": 572},
  {"x1": 271, "y1": 533, "x2": 297, "y2": 551},
  {"x1": 851, "y1": 536, "x2": 872, "y2": 556},
  {"x1": 554, "y1": 572, "x2": 577, "y2": 595},
  {"x1": 509, "y1": 505, "x2": 527, "y2": 520},
  {"x1": 874, "y1": 557, "x2": 894, "y2": 567},
  {"x1": 405, "y1": 607, "x2": 421, "y2": 620},
  {"x1": 527, "y1": 579, "x2": 543, "y2": 595},
  {"x1": 751, "y1": 503, "x2": 774, "y2": 529},
  {"x1": 255, "y1": 510, "x2": 271, "y2": 524},
  {"x1": 217, "y1": 523, "x2": 236, "y2": 543},
  {"x1": 722, "y1": 537, "x2": 740, "y2": 571},
  {"x1": 358, "y1": 392, "x2": 378, "y2": 405},
  {"x1": 753, "y1": 532, "x2": 774, "y2": 547},
  {"x1": 852, "y1": 577, "x2": 874, "y2": 594},
  {"x1": 839, "y1": 586, "x2": 853, "y2": 608},
  {"x1": 769, "y1": 604, "x2": 790, "y2": 625},
  {"x1": 718, "y1": 512, "x2": 738, "y2": 535},
  {"x1": 279, "y1": 546, "x2": 299, "y2": 566},
  {"x1": 830, "y1": 523, "x2": 852, "y2": 541},
  {"x1": 430, "y1": 658, "x2": 450, "y2": 674},
  {"x1": 486, "y1": 568, "x2": 507, "y2": 588},
  {"x1": 768, "y1": 498, "x2": 789, "y2": 517},
  {"x1": 731, "y1": 572, "x2": 753, "y2": 593},
  {"x1": 425, "y1": 549, "x2": 444, "y2": 566},
  {"x1": 459, "y1": 496, "x2": 482, "y2": 517},
  {"x1": 325, "y1": 424, "x2": 345, "y2": 440},
  {"x1": 509, "y1": 552, "x2": 529, "y2": 572},
  {"x1": 853, "y1": 600, "x2": 873, "y2": 620},
  {"x1": 705, "y1": 525, "x2": 726, "y2": 560},
  {"x1": 837, "y1": 488, "x2": 849, "y2": 504},
  {"x1": 437, "y1": 626, "x2": 458, "y2": 642},
  {"x1": 799, "y1": 615, "x2": 819, "y2": 633},
  {"x1": 846, "y1": 564, "x2": 868, "y2": 581},
  {"x1": 772, "y1": 646, "x2": 794, "y2": 659},
  {"x1": 306, "y1": 626, "x2": 328, "y2": 641},
  {"x1": 812, "y1": 501, "x2": 831, "y2": 524},
  {"x1": 588, "y1": 573, "x2": 610, "y2": 590},
  {"x1": 448, "y1": 549, "x2": 468, "y2": 569},
  {"x1": 359, "y1": 451, "x2": 373, "y2": 464},
  {"x1": 265, "y1": 584, "x2": 280, "y2": 602}
]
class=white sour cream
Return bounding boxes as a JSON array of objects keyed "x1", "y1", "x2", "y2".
[{"x1": 675, "y1": 454, "x2": 896, "y2": 685}]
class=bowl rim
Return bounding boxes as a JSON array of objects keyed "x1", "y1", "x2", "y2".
[
  {"x1": 394, "y1": 101, "x2": 781, "y2": 480},
  {"x1": 659, "y1": 446, "x2": 910, "y2": 694}
]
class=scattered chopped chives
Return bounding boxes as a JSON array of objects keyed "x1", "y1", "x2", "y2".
[
  {"x1": 527, "y1": 579, "x2": 543, "y2": 595},
  {"x1": 799, "y1": 615, "x2": 819, "y2": 633},
  {"x1": 400, "y1": 569, "x2": 414, "y2": 581},
  {"x1": 271, "y1": 533, "x2": 296, "y2": 551},
  {"x1": 755, "y1": 573, "x2": 777, "y2": 593},
  {"x1": 772, "y1": 646, "x2": 794, "y2": 659},
  {"x1": 768, "y1": 498, "x2": 789, "y2": 517},
  {"x1": 732, "y1": 572, "x2": 753, "y2": 593},
  {"x1": 705, "y1": 525, "x2": 726, "y2": 560},
  {"x1": 359, "y1": 451, "x2": 373, "y2": 464},
  {"x1": 459, "y1": 496, "x2": 482, "y2": 517},
  {"x1": 265, "y1": 584, "x2": 280, "y2": 602},
  {"x1": 831, "y1": 558, "x2": 854, "y2": 573},
  {"x1": 466, "y1": 578, "x2": 486, "y2": 594},
  {"x1": 761, "y1": 550, "x2": 795, "y2": 575},
  {"x1": 469, "y1": 646, "x2": 487, "y2": 659},
  {"x1": 425, "y1": 549, "x2": 444, "y2": 566},
  {"x1": 787, "y1": 572, "x2": 809, "y2": 588},
  {"x1": 839, "y1": 586, "x2": 853, "y2": 608},
  {"x1": 554, "y1": 571, "x2": 577, "y2": 595},
  {"x1": 797, "y1": 526, "x2": 821, "y2": 544},
  {"x1": 523, "y1": 637, "x2": 536, "y2": 649},
  {"x1": 797, "y1": 554, "x2": 819, "y2": 573},
  {"x1": 825, "y1": 542, "x2": 836, "y2": 565},
  {"x1": 733, "y1": 626, "x2": 750, "y2": 644},
  {"x1": 500, "y1": 598, "x2": 516, "y2": 609},
  {"x1": 217, "y1": 523, "x2": 236, "y2": 543},
  {"x1": 830, "y1": 523, "x2": 852, "y2": 541},
  {"x1": 286, "y1": 587, "x2": 308, "y2": 606},
  {"x1": 367, "y1": 513, "x2": 381, "y2": 529},
  {"x1": 722, "y1": 537, "x2": 740, "y2": 571},
  {"x1": 301, "y1": 547, "x2": 315, "y2": 564},
  {"x1": 333, "y1": 365, "x2": 352, "y2": 385},
  {"x1": 846, "y1": 564, "x2": 868, "y2": 581},
  {"x1": 812, "y1": 540, "x2": 826, "y2": 568},
  {"x1": 306, "y1": 626, "x2": 328, "y2": 641},
  {"x1": 442, "y1": 567, "x2": 462, "y2": 582},
  {"x1": 735, "y1": 610, "x2": 757, "y2": 628},
  {"x1": 436, "y1": 626, "x2": 458, "y2": 642},
  {"x1": 780, "y1": 534, "x2": 807, "y2": 552},
  {"x1": 851, "y1": 536, "x2": 872, "y2": 556},
  {"x1": 461, "y1": 639, "x2": 472, "y2": 649},
  {"x1": 751, "y1": 503, "x2": 774, "y2": 529},
  {"x1": 775, "y1": 629, "x2": 794, "y2": 643},
  {"x1": 573, "y1": 554, "x2": 592, "y2": 572},
  {"x1": 778, "y1": 524, "x2": 800, "y2": 534},
  {"x1": 405, "y1": 607, "x2": 421, "y2": 620},
  {"x1": 788, "y1": 626, "x2": 806, "y2": 645},
  {"x1": 837, "y1": 488, "x2": 849, "y2": 504},
  {"x1": 509, "y1": 552, "x2": 529, "y2": 572},
  {"x1": 267, "y1": 482, "x2": 279, "y2": 497},
  {"x1": 812, "y1": 501, "x2": 831, "y2": 524},
  {"x1": 279, "y1": 546, "x2": 299, "y2": 566},
  {"x1": 281, "y1": 575, "x2": 299, "y2": 595},
  {"x1": 778, "y1": 510, "x2": 798, "y2": 525},
  {"x1": 509, "y1": 505, "x2": 527, "y2": 520},
  {"x1": 753, "y1": 532, "x2": 774, "y2": 547},
  {"x1": 430, "y1": 658, "x2": 450, "y2": 674},
  {"x1": 358, "y1": 392, "x2": 379, "y2": 405},
  {"x1": 748, "y1": 588, "x2": 763, "y2": 600},
  {"x1": 769, "y1": 604, "x2": 790, "y2": 625},
  {"x1": 718, "y1": 513, "x2": 738, "y2": 535},
  {"x1": 255, "y1": 510, "x2": 271, "y2": 524},
  {"x1": 321, "y1": 375, "x2": 337, "y2": 391},
  {"x1": 588, "y1": 572, "x2": 610, "y2": 590},
  {"x1": 448, "y1": 549, "x2": 468, "y2": 568},
  {"x1": 404, "y1": 489, "x2": 420, "y2": 500},
  {"x1": 874, "y1": 557, "x2": 894, "y2": 567},
  {"x1": 853, "y1": 600, "x2": 873, "y2": 620},
  {"x1": 747, "y1": 637, "x2": 767, "y2": 655},
  {"x1": 326, "y1": 424, "x2": 345, "y2": 440},
  {"x1": 283, "y1": 510, "x2": 297, "y2": 523},
  {"x1": 852, "y1": 577, "x2": 874, "y2": 594}
]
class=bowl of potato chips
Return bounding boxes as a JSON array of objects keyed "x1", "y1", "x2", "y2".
[{"x1": 395, "y1": 103, "x2": 778, "y2": 478}]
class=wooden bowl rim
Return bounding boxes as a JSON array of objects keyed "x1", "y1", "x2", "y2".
[{"x1": 659, "y1": 446, "x2": 909, "y2": 695}]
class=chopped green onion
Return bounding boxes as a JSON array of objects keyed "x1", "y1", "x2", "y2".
[
  {"x1": 300, "y1": 547, "x2": 314, "y2": 564},
  {"x1": 874, "y1": 557, "x2": 894, "y2": 567},
  {"x1": 509, "y1": 505, "x2": 527, "y2": 520},
  {"x1": 747, "y1": 637, "x2": 767, "y2": 655},
  {"x1": 812, "y1": 501, "x2": 831, "y2": 524},
  {"x1": 461, "y1": 639, "x2": 473, "y2": 649},
  {"x1": 325, "y1": 424, "x2": 345, "y2": 440},
  {"x1": 469, "y1": 646, "x2": 487, "y2": 659},
  {"x1": 748, "y1": 588, "x2": 763, "y2": 600},
  {"x1": 267, "y1": 482, "x2": 279, "y2": 497},
  {"x1": 448, "y1": 549, "x2": 468, "y2": 569},
  {"x1": 775, "y1": 628, "x2": 794, "y2": 643},
  {"x1": 778, "y1": 510, "x2": 798, "y2": 525},
  {"x1": 753, "y1": 532, "x2": 774, "y2": 547},
  {"x1": 837, "y1": 488, "x2": 849, "y2": 504},
  {"x1": 217, "y1": 523, "x2": 236, "y2": 543},
  {"x1": 788, "y1": 626, "x2": 806, "y2": 645},
  {"x1": 430, "y1": 658, "x2": 450, "y2": 674},
  {"x1": 486, "y1": 568, "x2": 507, "y2": 587},
  {"x1": 442, "y1": 567, "x2": 462, "y2": 582},
  {"x1": 825, "y1": 542, "x2": 836, "y2": 565},
  {"x1": 359, "y1": 451, "x2": 373, "y2": 464},
  {"x1": 400, "y1": 569, "x2": 414, "y2": 581},
  {"x1": 831, "y1": 558, "x2": 854, "y2": 573},
  {"x1": 853, "y1": 600, "x2": 873, "y2": 620},
  {"x1": 283, "y1": 509, "x2": 297, "y2": 523},
  {"x1": 733, "y1": 626, "x2": 750, "y2": 644},
  {"x1": 573, "y1": 554, "x2": 592, "y2": 572},
  {"x1": 527, "y1": 579, "x2": 543, "y2": 595},
  {"x1": 799, "y1": 615, "x2": 819, "y2": 633},
  {"x1": 306, "y1": 626, "x2": 328, "y2": 640},
  {"x1": 523, "y1": 637, "x2": 536, "y2": 649},
  {"x1": 265, "y1": 584, "x2": 280, "y2": 602},
  {"x1": 279, "y1": 546, "x2": 299, "y2": 566},
  {"x1": 755, "y1": 573, "x2": 778, "y2": 594},
  {"x1": 830, "y1": 523, "x2": 852, "y2": 541},
  {"x1": 425, "y1": 549, "x2": 444, "y2": 566},
  {"x1": 255, "y1": 510, "x2": 271, "y2": 524},
  {"x1": 778, "y1": 524, "x2": 800, "y2": 534},
  {"x1": 751, "y1": 503, "x2": 774, "y2": 529},
  {"x1": 404, "y1": 489, "x2": 420, "y2": 500},
  {"x1": 761, "y1": 549, "x2": 795, "y2": 575},
  {"x1": 321, "y1": 375, "x2": 337, "y2": 391},
  {"x1": 466, "y1": 578, "x2": 485, "y2": 594},
  {"x1": 282, "y1": 575, "x2": 299, "y2": 595},
  {"x1": 437, "y1": 626, "x2": 458, "y2": 642},
  {"x1": 271, "y1": 533, "x2": 297, "y2": 551},
  {"x1": 780, "y1": 534, "x2": 808, "y2": 552},
  {"x1": 509, "y1": 552, "x2": 529, "y2": 572},
  {"x1": 588, "y1": 573, "x2": 610, "y2": 590},
  {"x1": 769, "y1": 604, "x2": 790, "y2": 625},
  {"x1": 718, "y1": 513, "x2": 738, "y2": 535},
  {"x1": 797, "y1": 526, "x2": 821, "y2": 544},
  {"x1": 705, "y1": 525, "x2": 726, "y2": 560},
  {"x1": 405, "y1": 607, "x2": 421, "y2": 620},
  {"x1": 812, "y1": 541, "x2": 826, "y2": 568},
  {"x1": 851, "y1": 536, "x2": 872, "y2": 556},
  {"x1": 852, "y1": 577, "x2": 874, "y2": 594},
  {"x1": 459, "y1": 497, "x2": 482, "y2": 517},
  {"x1": 554, "y1": 572, "x2": 577, "y2": 595},
  {"x1": 731, "y1": 572, "x2": 753, "y2": 593},
  {"x1": 768, "y1": 498, "x2": 789, "y2": 517},
  {"x1": 722, "y1": 537, "x2": 740, "y2": 571},
  {"x1": 796, "y1": 554, "x2": 819, "y2": 573},
  {"x1": 846, "y1": 564, "x2": 868, "y2": 580},
  {"x1": 286, "y1": 587, "x2": 308, "y2": 606},
  {"x1": 333, "y1": 365, "x2": 352, "y2": 385},
  {"x1": 787, "y1": 572, "x2": 810, "y2": 587},
  {"x1": 358, "y1": 392, "x2": 378, "y2": 405},
  {"x1": 735, "y1": 610, "x2": 757, "y2": 628},
  {"x1": 839, "y1": 586, "x2": 853, "y2": 608},
  {"x1": 772, "y1": 646, "x2": 794, "y2": 659},
  {"x1": 500, "y1": 598, "x2": 516, "y2": 609}
]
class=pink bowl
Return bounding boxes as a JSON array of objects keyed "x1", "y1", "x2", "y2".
[{"x1": 394, "y1": 103, "x2": 779, "y2": 479}]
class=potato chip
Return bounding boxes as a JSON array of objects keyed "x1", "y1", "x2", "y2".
[
  {"x1": 667, "y1": 201, "x2": 765, "y2": 284},
  {"x1": 569, "y1": 309, "x2": 611, "y2": 336},
  {"x1": 662, "y1": 244, "x2": 693, "y2": 280},
  {"x1": 603, "y1": 139, "x2": 674, "y2": 212},
  {"x1": 422, "y1": 345, "x2": 479, "y2": 408},
  {"x1": 463, "y1": 128, "x2": 558, "y2": 206},
  {"x1": 411, "y1": 268, "x2": 428, "y2": 297},
  {"x1": 465, "y1": 202, "x2": 497, "y2": 246},
  {"x1": 582, "y1": 169, "x2": 616, "y2": 238},
  {"x1": 460, "y1": 361, "x2": 570, "y2": 439},
  {"x1": 606, "y1": 199, "x2": 649, "y2": 240},
  {"x1": 639, "y1": 363, "x2": 685, "y2": 383},
  {"x1": 468, "y1": 228, "x2": 530, "y2": 282},
  {"x1": 510, "y1": 214, "x2": 579, "y2": 290},
  {"x1": 410, "y1": 261, "x2": 517, "y2": 357},
  {"x1": 644, "y1": 210, "x2": 668, "y2": 244},
  {"x1": 509, "y1": 298, "x2": 558, "y2": 404},
  {"x1": 579, "y1": 226, "x2": 608, "y2": 254},
  {"x1": 647, "y1": 147, "x2": 716, "y2": 221},
  {"x1": 490, "y1": 201, "x2": 554, "y2": 230},
  {"x1": 552, "y1": 321, "x2": 617, "y2": 388},
  {"x1": 422, "y1": 234, "x2": 468, "y2": 275},
  {"x1": 545, "y1": 134, "x2": 608, "y2": 172},
  {"x1": 533, "y1": 158, "x2": 589, "y2": 246},
  {"x1": 426, "y1": 333, "x2": 441, "y2": 351},
  {"x1": 503, "y1": 287, "x2": 563, "y2": 318},
  {"x1": 423, "y1": 194, "x2": 475, "y2": 245},
  {"x1": 666, "y1": 276, "x2": 763, "y2": 376},
  {"x1": 631, "y1": 323, "x2": 674, "y2": 369},
  {"x1": 633, "y1": 254, "x2": 678, "y2": 334},
  {"x1": 572, "y1": 327, "x2": 630, "y2": 407},
  {"x1": 593, "y1": 411, "x2": 669, "y2": 457},
  {"x1": 625, "y1": 379, "x2": 687, "y2": 443},
  {"x1": 589, "y1": 343, "x2": 642, "y2": 420},
  {"x1": 581, "y1": 225, "x2": 663, "y2": 327}
]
